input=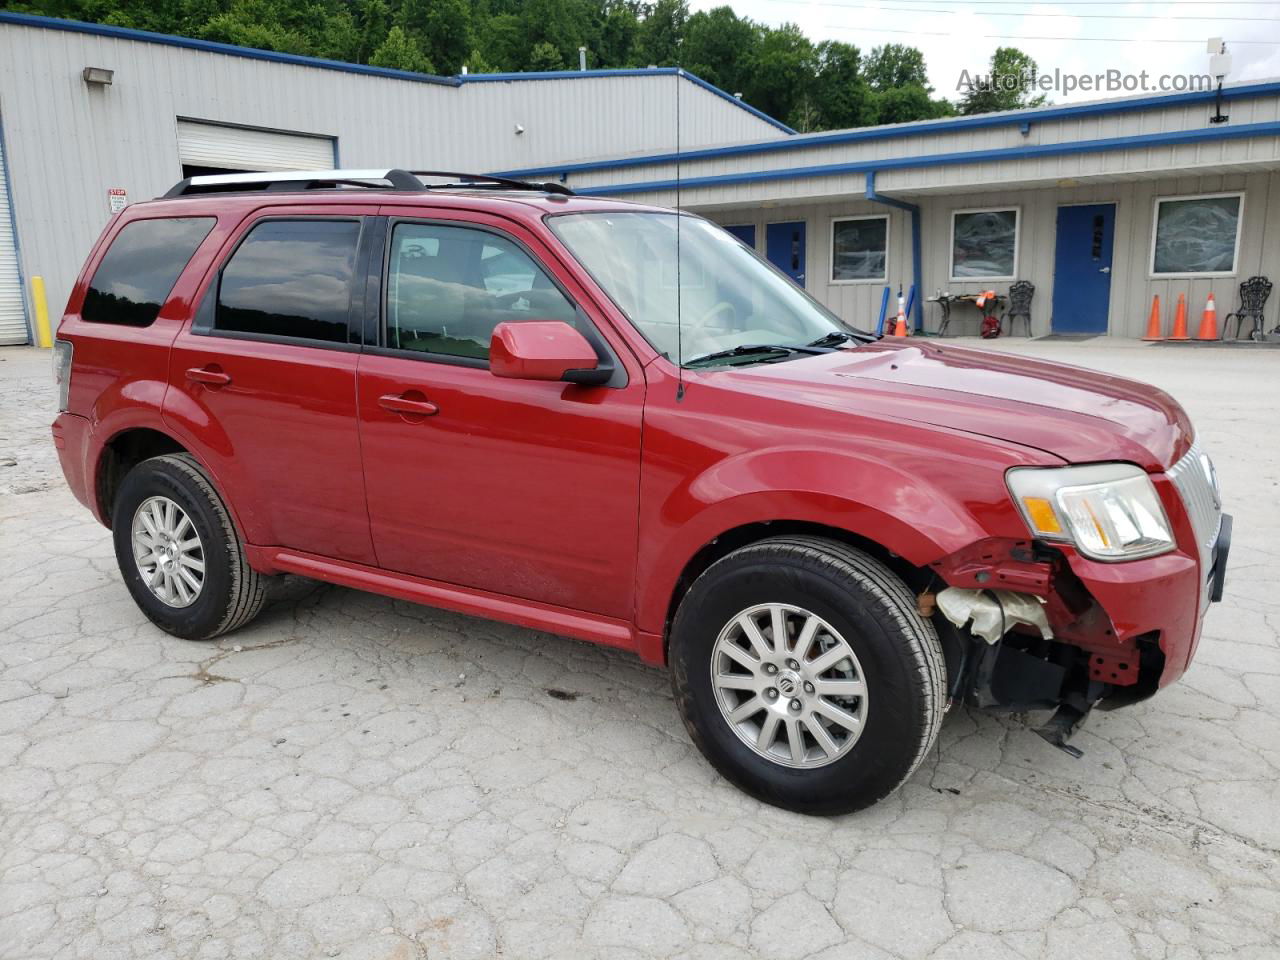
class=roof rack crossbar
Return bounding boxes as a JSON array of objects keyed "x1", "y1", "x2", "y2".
[
  {"x1": 410, "y1": 170, "x2": 574, "y2": 196},
  {"x1": 162, "y1": 168, "x2": 425, "y2": 198},
  {"x1": 161, "y1": 167, "x2": 575, "y2": 199}
]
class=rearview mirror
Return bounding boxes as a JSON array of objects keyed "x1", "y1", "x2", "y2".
[{"x1": 490, "y1": 321, "x2": 607, "y2": 385}]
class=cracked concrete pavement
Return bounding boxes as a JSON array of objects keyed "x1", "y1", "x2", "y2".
[{"x1": 1, "y1": 339, "x2": 1277, "y2": 959}]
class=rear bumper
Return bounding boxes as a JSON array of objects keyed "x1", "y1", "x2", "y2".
[{"x1": 51, "y1": 412, "x2": 99, "y2": 519}]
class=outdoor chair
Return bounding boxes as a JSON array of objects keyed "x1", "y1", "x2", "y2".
[
  {"x1": 1222, "y1": 275, "x2": 1273, "y2": 341},
  {"x1": 1002, "y1": 280, "x2": 1035, "y2": 336}
]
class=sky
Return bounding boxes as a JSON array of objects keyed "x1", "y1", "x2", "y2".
[{"x1": 692, "y1": 0, "x2": 1280, "y2": 105}]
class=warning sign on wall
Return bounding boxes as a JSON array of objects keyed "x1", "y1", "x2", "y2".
[{"x1": 108, "y1": 188, "x2": 127, "y2": 214}]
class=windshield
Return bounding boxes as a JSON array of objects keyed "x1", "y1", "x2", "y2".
[{"x1": 549, "y1": 212, "x2": 865, "y2": 365}]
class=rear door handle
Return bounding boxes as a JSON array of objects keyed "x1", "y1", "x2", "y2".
[
  {"x1": 185, "y1": 365, "x2": 231, "y2": 386},
  {"x1": 378, "y1": 392, "x2": 439, "y2": 417}
]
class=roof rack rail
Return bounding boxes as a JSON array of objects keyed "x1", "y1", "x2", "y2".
[
  {"x1": 410, "y1": 170, "x2": 574, "y2": 196},
  {"x1": 162, "y1": 168, "x2": 425, "y2": 198},
  {"x1": 161, "y1": 168, "x2": 574, "y2": 199}
]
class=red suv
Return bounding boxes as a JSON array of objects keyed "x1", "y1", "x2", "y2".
[{"x1": 51, "y1": 169, "x2": 1229, "y2": 814}]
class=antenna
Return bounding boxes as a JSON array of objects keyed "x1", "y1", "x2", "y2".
[{"x1": 675, "y1": 46, "x2": 685, "y2": 402}]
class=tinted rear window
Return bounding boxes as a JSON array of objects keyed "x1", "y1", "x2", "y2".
[
  {"x1": 216, "y1": 219, "x2": 361, "y2": 344},
  {"x1": 82, "y1": 217, "x2": 215, "y2": 326}
]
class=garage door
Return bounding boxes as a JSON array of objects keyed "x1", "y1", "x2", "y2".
[
  {"x1": 176, "y1": 120, "x2": 335, "y2": 173},
  {"x1": 0, "y1": 129, "x2": 29, "y2": 345}
]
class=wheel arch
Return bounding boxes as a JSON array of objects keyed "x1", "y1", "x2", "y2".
[
  {"x1": 657, "y1": 518, "x2": 939, "y2": 665},
  {"x1": 94, "y1": 428, "x2": 246, "y2": 548}
]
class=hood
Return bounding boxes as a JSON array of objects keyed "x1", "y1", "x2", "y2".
[{"x1": 721, "y1": 341, "x2": 1192, "y2": 471}]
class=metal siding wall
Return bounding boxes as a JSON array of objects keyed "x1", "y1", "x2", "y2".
[
  {"x1": 0, "y1": 23, "x2": 783, "y2": 317},
  {"x1": 703, "y1": 171, "x2": 1280, "y2": 338}
]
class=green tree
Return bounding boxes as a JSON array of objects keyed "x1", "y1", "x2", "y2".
[
  {"x1": 369, "y1": 25, "x2": 435, "y2": 73},
  {"x1": 596, "y1": 0, "x2": 641, "y2": 68},
  {"x1": 528, "y1": 40, "x2": 565, "y2": 71},
  {"x1": 865, "y1": 43, "x2": 929, "y2": 92},
  {"x1": 682, "y1": 6, "x2": 755, "y2": 92},
  {"x1": 354, "y1": 0, "x2": 391, "y2": 62},
  {"x1": 872, "y1": 84, "x2": 955, "y2": 124},
  {"x1": 742, "y1": 23, "x2": 813, "y2": 128},
  {"x1": 808, "y1": 40, "x2": 874, "y2": 131},
  {"x1": 958, "y1": 46, "x2": 1047, "y2": 115},
  {"x1": 399, "y1": 0, "x2": 470, "y2": 74},
  {"x1": 634, "y1": 0, "x2": 686, "y2": 66}
]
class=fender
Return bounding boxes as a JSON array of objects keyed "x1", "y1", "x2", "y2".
[
  {"x1": 157, "y1": 387, "x2": 262, "y2": 546},
  {"x1": 634, "y1": 444, "x2": 1039, "y2": 637}
]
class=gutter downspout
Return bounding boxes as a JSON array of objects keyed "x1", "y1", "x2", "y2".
[{"x1": 866, "y1": 171, "x2": 923, "y2": 333}]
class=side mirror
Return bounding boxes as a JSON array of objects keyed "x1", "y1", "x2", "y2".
[{"x1": 490, "y1": 320, "x2": 608, "y2": 385}]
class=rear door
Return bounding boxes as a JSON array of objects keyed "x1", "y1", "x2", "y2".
[
  {"x1": 166, "y1": 207, "x2": 379, "y2": 564},
  {"x1": 355, "y1": 206, "x2": 645, "y2": 618}
]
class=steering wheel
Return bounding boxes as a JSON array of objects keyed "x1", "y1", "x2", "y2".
[{"x1": 682, "y1": 300, "x2": 737, "y2": 352}]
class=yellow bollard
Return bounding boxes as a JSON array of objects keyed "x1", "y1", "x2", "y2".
[{"x1": 31, "y1": 275, "x2": 52, "y2": 348}]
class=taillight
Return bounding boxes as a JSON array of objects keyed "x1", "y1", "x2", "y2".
[{"x1": 52, "y1": 340, "x2": 73, "y2": 412}]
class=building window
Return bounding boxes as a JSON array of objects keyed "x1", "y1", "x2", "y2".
[
  {"x1": 82, "y1": 217, "x2": 215, "y2": 326},
  {"x1": 830, "y1": 216, "x2": 889, "y2": 283},
  {"x1": 1150, "y1": 193, "x2": 1243, "y2": 277},
  {"x1": 950, "y1": 208, "x2": 1019, "y2": 281},
  {"x1": 216, "y1": 219, "x2": 361, "y2": 344}
]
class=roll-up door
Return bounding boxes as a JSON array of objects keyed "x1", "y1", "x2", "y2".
[
  {"x1": 176, "y1": 120, "x2": 335, "y2": 172},
  {"x1": 0, "y1": 128, "x2": 29, "y2": 346}
]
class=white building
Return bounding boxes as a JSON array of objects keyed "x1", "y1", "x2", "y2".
[{"x1": 2, "y1": 10, "x2": 1278, "y2": 343}]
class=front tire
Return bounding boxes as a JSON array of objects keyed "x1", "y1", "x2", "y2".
[
  {"x1": 670, "y1": 536, "x2": 945, "y2": 815},
  {"x1": 112, "y1": 453, "x2": 268, "y2": 640}
]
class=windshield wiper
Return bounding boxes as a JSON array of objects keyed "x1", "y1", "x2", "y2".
[
  {"x1": 684, "y1": 343, "x2": 823, "y2": 367},
  {"x1": 806, "y1": 329, "x2": 872, "y2": 347}
]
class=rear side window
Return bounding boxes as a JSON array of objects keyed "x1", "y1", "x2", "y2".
[
  {"x1": 216, "y1": 219, "x2": 361, "y2": 344},
  {"x1": 82, "y1": 217, "x2": 215, "y2": 326}
]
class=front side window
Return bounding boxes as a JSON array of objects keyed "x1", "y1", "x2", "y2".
[
  {"x1": 385, "y1": 222, "x2": 577, "y2": 361},
  {"x1": 82, "y1": 217, "x2": 215, "y2": 326},
  {"x1": 550, "y1": 212, "x2": 861, "y2": 364},
  {"x1": 950, "y1": 208, "x2": 1018, "y2": 281},
  {"x1": 216, "y1": 219, "x2": 361, "y2": 344},
  {"x1": 1151, "y1": 193, "x2": 1242, "y2": 276},
  {"x1": 831, "y1": 216, "x2": 888, "y2": 283}
]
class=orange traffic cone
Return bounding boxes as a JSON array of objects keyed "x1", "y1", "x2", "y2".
[
  {"x1": 1195, "y1": 293, "x2": 1218, "y2": 340},
  {"x1": 891, "y1": 288, "x2": 908, "y2": 336},
  {"x1": 1169, "y1": 293, "x2": 1190, "y2": 341},
  {"x1": 1141, "y1": 294, "x2": 1163, "y2": 340},
  {"x1": 892, "y1": 308, "x2": 908, "y2": 337}
]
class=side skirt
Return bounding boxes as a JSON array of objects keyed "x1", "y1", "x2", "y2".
[{"x1": 247, "y1": 545, "x2": 638, "y2": 653}]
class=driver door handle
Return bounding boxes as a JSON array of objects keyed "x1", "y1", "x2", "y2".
[
  {"x1": 185, "y1": 365, "x2": 231, "y2": 386},
  {"x1": 378, "y1": 393, "x2": 439, "y2": 417}
]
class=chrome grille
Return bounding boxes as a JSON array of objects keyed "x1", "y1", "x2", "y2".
[{"x1": 1167, "y1": 440, "x2": 1222, "y2": 569}]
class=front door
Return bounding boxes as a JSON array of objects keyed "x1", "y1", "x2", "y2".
[
  {"x1": 1052, "y1": 203, "x2": 1115, "y2": 333},
  {"x1": 766, "y1": 221, "x2": 806, "y2": 287},
  {"x1": 355, "y1": 209, "x2": 645, "y2": 619}
]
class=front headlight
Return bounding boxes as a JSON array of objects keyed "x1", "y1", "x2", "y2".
[{"x1": 1006, "y1": 463, "x2": 1174, "y2": 561}]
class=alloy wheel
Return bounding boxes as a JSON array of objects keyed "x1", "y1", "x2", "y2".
[
  {"x1": 710, "y1": 603, "x2": 868, "y2": 768},
  {"x1": 131, "y1": 496, "x2": 205, "y2": 608}
]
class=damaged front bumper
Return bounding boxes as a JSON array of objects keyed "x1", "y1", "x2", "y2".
[{"x1": 927, "y1": 515, "x2": 1231, "y2": 756}]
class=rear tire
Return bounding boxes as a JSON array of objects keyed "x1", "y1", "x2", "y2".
[
  {"x1": 112, "y1": 453, "x2": 268, "y2": 640},
  {"x1": 670, "y1": 536, "x2": 945, "y2": 815}
]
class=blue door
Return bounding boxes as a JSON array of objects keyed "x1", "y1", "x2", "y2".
[
  {"x1": 724, "y1": 224, "x2": 756, "y2": 248},
  {"x1": 1052, "y1": 203, "x2": 1115, "y2": 333},
  {"x1": 766, "y1": 221, "x2": 806, "y2": 287}
]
